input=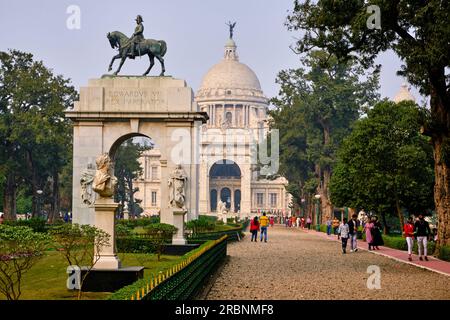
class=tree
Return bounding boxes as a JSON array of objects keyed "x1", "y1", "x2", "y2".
[
  {"x1": 49, "y1": 223, "x2": 110, "y2": 300},
  {"x1": 0, "y1": 50, "x2": 77, "y2": 221},
  {"x1": 0, "y1": 225, "x2": 50, "y2": 300},
  {"x1": 330, "y1": 100, "x2": 434, "y2": 232},
  {"x1": 286, "y1": 0, "x2": 450, "y2": 248},
  {"x1": 114, "y1": 139, "x2": 150, "y2": 219},
  {"x1": 270, "y1": 50, "x2": 379, "y2": 221},
  {"x1": 143, "y1": 223, "x2": 177, "y2": 261}
]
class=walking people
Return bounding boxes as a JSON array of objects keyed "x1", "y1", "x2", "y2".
[
  {"x1": 259, "y1": 212, "x2": 270, "y2": 242},
  {"x1": 291, "y1": 215, "x2": 297, "y2": 228},
  {"x1": 301, "y1": 216, "x2": 305, "y2": 229},
  {"x1": 270, "y1": 216, "x2": 275, "y2": 227},
  {"x1": 306, "y1": 216, "x2": 312, "y2": 230},
  {"x1": 250, "y1": 216, "x2": 260, "y2": 242},
  {"x1": 371, "y1": 216, "x2": 384, "y2": 250},
  {"x1": 326, "y1": 216, "x2": 332, "y2": 236},
  {"x1": 364, "y1": 217, "x2": 374, "y2": 250},
  {"x1": 414, "y1": 214, "x2": 431, "y2": 261},
  {"x1": 348, "y1": 214, "x2": 360, "y2": 252},
  {"x1": 332, "y1": 217, "x2": 340, "y2": 236},
  {"x1": 296, "y1": 216, "x2": 301, "y2": 228},
  {"x1": 403, "y1": 216, "x2": 415, "y2": 261},
  {"x1": 339, "y1": 218, "x2": 350, "y2": 254}
]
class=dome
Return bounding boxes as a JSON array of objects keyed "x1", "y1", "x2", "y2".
[
  {"x1": 196, "y1": 38, "x2": 267, "y2": 103},
  {"x1": 199, "y1": 60, "x2": 262, "y2": 91},
  {"x1": 393, "y1": 83, "x2": 416, "y2": 103}
]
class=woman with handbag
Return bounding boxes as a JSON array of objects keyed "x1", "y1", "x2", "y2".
[{"x1": 250, "y1": 216, "x2": 260, "y2": 242}]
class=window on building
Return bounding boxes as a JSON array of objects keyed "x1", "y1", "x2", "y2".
[
  {"x1": 270, "y1": 193, "x2": 277, "y2": 207},
  {"x1": 151, "y1": 166, "x2": 158, "y2": 180},
  {"x1": 151, "y1": 191, "x2": 157, "y2": 207},
  {"x1": 256, "y1": 193, "x2": 264, "y2": 207}
]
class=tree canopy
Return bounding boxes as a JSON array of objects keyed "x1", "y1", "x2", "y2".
[
  {"x1": 285, "y1": 0, "x2": 450, "y2": 248},
  {"x1": 270, "y1": 50, "x2": 379, "y2": 220},
  {"x1": 0, "y1": 50, "x2": 77, "y2": 221},
  {"x1": 330, "y1": 100, "x2": 434, "y2": 231}
]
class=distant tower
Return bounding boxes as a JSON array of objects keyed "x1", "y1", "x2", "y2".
[{"x1": 393, "y1": 82, "x2": 416, "y2": 103}]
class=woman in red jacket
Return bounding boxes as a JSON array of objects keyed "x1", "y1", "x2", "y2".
[
  {"x1": 250, "y1": 216, "x2": 260, "y2": 242},
  {"x1": 403, "y1": 216, "x2": 415, "y2": 261}
]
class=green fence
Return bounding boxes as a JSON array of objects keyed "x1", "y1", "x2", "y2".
[{"x1": 109, "y1": 235, "x2": 228, "y2": 300}]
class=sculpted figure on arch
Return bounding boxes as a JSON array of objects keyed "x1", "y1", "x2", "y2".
[
  {"x1": 92, "y1": 153, "x2": 118, "y2": 198},
  {"x1": 168, "y1": 164, "x2": 188, "y2": 211}
]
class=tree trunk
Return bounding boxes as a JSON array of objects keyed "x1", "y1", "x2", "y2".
[
  {"x1": 126, "y1": 176, "x2": 135, "y2": 219},
  {"x1": 395, "y1": 195, "x2": 405, "y2": 231},
  {"x1": 428, "y1": 70, "x2": 450, "y2": 251},
  {"x1": 49, "y1": 171, "x2": 60, "y2": 223},
  {"x1": 3, "y1": 173, "x2": 17, "y2": 220},
  {"x1": 26, "y1": 150, "x2": 40, "y2": 218},
  {"x1": 433, "y1": 138, "x2": 450, "y2": 250},
  {"x1": 381, "y1": 212, "x2": 389, "y2": 235},
  {"x1": 320, "y1": 167, "x2": 334, "y2": 223}
]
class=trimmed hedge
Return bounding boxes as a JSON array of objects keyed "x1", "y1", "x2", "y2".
[
  {"x1": 108, "y1": 239, "x2": 219, "y2": 300},
  {"x1": 116, "y1": 237, "x2": 157, "y2": 253},
  {"x1": 4, "y1": 217, "x2": 50, "y2": 233},
  {"x1": 116, "y1": 216, "x2": 160, "y2": 229}
]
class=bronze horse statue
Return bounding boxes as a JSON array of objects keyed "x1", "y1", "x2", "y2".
[{"x1": 107, "y1": 31, "x2": 167, "y2": 76}]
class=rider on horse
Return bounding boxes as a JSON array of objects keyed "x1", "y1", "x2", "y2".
[{"x1": 130, "y1": 15, "x2": 144, "y2": 59}]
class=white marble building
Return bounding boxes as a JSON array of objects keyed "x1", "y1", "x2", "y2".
[{"x1": 135, "y1": 37, "x2": 291, "y2": 218}]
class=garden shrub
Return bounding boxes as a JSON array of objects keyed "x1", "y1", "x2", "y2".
[
  {"x1": 0, "y1": 225, "x2": 51, "y2": 300},
  {"x1": 143, "y1": 223, "x2": 177, "y2": 260},
  {"x1": 185, "y1": 216, "x2": 215, "y2": 235},
  {"x1": 4, "y1": 217, "x2": 48, "y2": 233},
  {"x1": 116, "y1": 237, "x2": 156, "y2": 253},
  {"x1": 438, "y1": 245, "x2": 450, "y2": 262},
  {"x1": 116, "y1": 216, "x2": 160, "y2": 229}
]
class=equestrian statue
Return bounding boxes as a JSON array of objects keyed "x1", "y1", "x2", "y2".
[{"x1": 107, "y1": 15, "x2": 167, "y2": 76}]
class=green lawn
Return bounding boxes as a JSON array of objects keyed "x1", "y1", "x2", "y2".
[{"x1": 3, "y1": 251, "x2": 186, "y2": 300}]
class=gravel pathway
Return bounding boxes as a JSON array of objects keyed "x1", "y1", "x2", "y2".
[{"x1": 205, "y1": 226, "x2": 450, "y2": 300}]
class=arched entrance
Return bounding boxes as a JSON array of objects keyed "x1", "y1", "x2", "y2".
[
  {"x1": 65, "y1": 76, "x2": 208, "y2": 231},
  {"x1": 210, "y1": 189, "x2": 217, "y2": 211},
  {"x1": 209, "y1": 160, "x2": 241, "y2": 213}
]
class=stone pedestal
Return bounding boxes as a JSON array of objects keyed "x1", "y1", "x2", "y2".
[
  {"x1": 93, "y1": 197, "x2": 121, "y2": 270},
  {"x1": 172, "y1": 208, "x2": 187, "y2": 245}
]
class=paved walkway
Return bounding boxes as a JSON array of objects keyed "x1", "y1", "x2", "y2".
[
  {"x1": 205, "y1": 225, "x2": 450, "y2": 300},
  {"x1": 304, "y1": 227, "x2": 450, "y2": 276}
]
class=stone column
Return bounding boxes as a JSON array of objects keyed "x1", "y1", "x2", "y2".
[
  {"x1": 93, "y1": 197, "x2": 121, "y2": 270},
  {"x1": 198, "y1": 161, "x2": 209, "y2": 214},
  {"x1": 240, "y1": 163, "x2": 251, "y2": 218},
  {"x1": 172, "y1": 208, "x2": 187, "y2": 245},
  {"x1": 159, "y1": 160, "x2": 173, "y2": 226}
]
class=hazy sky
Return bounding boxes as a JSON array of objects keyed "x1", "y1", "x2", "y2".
[{"x1": 0, "y1": 0, "x2": 421, "y2": 102}]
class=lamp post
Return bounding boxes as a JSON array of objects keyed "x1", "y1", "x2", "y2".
[
  {"x1": 314, "y1": 194, "x2": 321, "y2": 231},
  {"x1": 36, "y1": 189, "x2": 43, "y2": 218}
]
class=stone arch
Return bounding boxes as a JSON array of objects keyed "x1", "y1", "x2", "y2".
[
  {"x1": 66, "y1": 76, "x2": 207, "y2": 231},
  {"x1": 209, "y1": 159, "x2": 241, "y2": 213},
  {"x1": 108, "y1": 132, "x2": 153, "y2": 161}
]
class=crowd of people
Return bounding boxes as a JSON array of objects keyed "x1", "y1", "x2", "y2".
[
  {"x1": 335, "y1": 213, "x2": 434, "y2": 261},
  {"x1": 250, "y1": 211, "x2": 436, "y2": 262}
]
